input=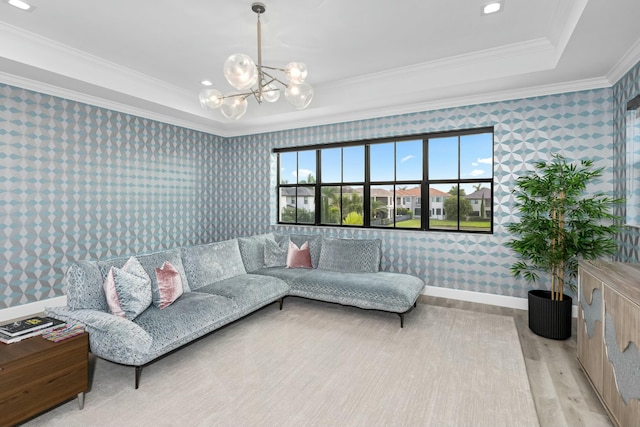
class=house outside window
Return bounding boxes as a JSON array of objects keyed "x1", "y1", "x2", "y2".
[{"x1": 276, "y1": 127, "x2": 493, "y2": 233}]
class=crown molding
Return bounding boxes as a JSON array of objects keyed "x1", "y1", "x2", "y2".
[
  {"x1": 548, "y1": 0, "x2": 588, "y2": 63},
  {"x1": 222, "y1": 77, "x2": 613, "y2": 137},
  {"x1": 0, "y1": 22, "x2": 223, "y2": 127},
  {"x1": 0, "y1": 69, "x2": 613, "y2": 139},
  {"x1": 0, "y1": 22, "x2": 191, "y2": 97},
  {"x1": 607, "y1": 36, "x2": 640, "y2": 85},
  {"x1": 0, "y1": 70, "x2": 229, "y2": 137},
  {"x1": 329, "y1": 37, "x2": 557, "y2": 90}
]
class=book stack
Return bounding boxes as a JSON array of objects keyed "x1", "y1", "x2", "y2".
[{"x1": 0, "y1": 316, "x2": 66, "y2": 344}]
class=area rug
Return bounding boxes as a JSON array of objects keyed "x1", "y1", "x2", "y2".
[{"x1": 23, "y1": 298, "x2": 539, "y2": 427}]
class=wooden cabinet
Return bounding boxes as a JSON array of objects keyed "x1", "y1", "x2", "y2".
[
  {"x1": 577, "y1": 267, "x2": 604, "y2": 394},
  {"x1": 0, "y1": 332, "x2": 88, "y2": 426},
  {"x1": 578, "y1": 261, "x2": 640, "y2": 427}
]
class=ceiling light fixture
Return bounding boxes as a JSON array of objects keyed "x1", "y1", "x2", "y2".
[
  {"x1": 7, "y1": 0, "x2": 33, "y2": 11},
  {"x1": 198, "y1": 2, "x2": 313, "y2": 120},
  {"x1": 482, "y1": 1, "x2": 503, "y2": 15}
]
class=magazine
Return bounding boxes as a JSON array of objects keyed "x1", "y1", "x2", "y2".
[
  {"x1": 0, "y1": 316, "x2": 53, "y2": 337},
  {"x1": 0, "y1": 317, "x2": 66, "y2": 344}
]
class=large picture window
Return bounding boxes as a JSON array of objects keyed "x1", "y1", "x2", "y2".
[{"x1": 276, "y1": 127, "x2": 493, "y2": 233}]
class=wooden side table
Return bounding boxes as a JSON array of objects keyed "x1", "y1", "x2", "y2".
[{"x1": 0, "y1": 332, "x2": 89, "y2": 427}]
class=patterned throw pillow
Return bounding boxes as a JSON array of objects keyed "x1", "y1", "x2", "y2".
[
  {"x1": 237, "y1": 233, "x2": 275, "y2": 272},
  {"x1": 103, "y1": 256, "x2": 152, "y2": 320},
  {"x1": 286, "y1": 241, "x2": 312, "y2": 269},
  {"x1": 155, "y1": 261, "x2": 184, "y2": 309},
  {"x1": 317, "y1": 238, "x2": 382, "y2": 273},
  {"x1": 64, "y1": 260, "x2": 109, "y2": 312},
  {"x1": 264, "y1": 237, "x2": 289, "y2": 267}
]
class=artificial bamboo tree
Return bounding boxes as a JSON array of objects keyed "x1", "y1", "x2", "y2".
[{"x1": 506, "y1": 155, "x2": 621, "y2": 300}]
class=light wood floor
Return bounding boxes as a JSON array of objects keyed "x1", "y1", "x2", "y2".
[{"x1": 419, "y1": 295, "x2": 613, "y2": 427}]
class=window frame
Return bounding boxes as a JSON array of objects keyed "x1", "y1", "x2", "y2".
[{"x1": 275, "y1": 127, "x2": 494, "y2": 233}]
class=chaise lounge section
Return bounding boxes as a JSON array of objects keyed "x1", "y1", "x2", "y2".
[
  {"x1": 242, "y1": 233, "x2": 424, "y2": 326},
  {"x1": 46, "y1": 233, "x2": 425, "y2": 388}
]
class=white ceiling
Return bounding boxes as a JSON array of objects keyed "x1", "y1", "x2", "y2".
[{"x1": 1, "y1": 0, "x2": 640, "y2": 137}]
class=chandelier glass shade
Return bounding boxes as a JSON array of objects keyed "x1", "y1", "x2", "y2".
[{"x1": 199, "y1": 2, "x2": 313, "y2": 120}]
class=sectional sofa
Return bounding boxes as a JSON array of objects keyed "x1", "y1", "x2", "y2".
[{"x1": 46, "y1": 233, "x2": 425, "y2": 389}]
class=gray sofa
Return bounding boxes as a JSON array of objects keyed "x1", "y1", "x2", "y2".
[{"x1": 46, "y1": 233, "x2": 425, "y2": 388}]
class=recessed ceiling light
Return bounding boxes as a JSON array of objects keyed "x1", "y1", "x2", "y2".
[
  {"x1": 201, "y1": 80, "x2": 213, "y2": 86},
  {"x1": 482, "y1": 1, "x2": 503, "y2": 15},
  {"x1": 7, "y1": 0, "x2": 34, "y2": 11}
]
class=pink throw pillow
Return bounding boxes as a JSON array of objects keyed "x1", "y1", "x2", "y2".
[
  {"x1": 104, "y1": 268, "x2": 125, "y2": 318},
  {"x1": 286, "y1": 241, "x2": 312, "y2": 269},
  {"x1": 155, "y1": 261, "x2": 184, "y2": 309}
]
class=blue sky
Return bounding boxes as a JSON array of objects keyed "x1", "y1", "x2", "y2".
[{"x1": 280, "y1": 132, "x2": 493, "y2": 184}]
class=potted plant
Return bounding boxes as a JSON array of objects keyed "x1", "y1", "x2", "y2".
[{"x1": 505, "y1": 155, "x2": 621, "y2": 339}]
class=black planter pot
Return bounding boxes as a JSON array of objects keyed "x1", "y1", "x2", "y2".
[{"x1": 528, "y1": 289, "x2": 572, "y2": 340}]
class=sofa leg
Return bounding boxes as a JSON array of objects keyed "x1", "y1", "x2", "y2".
[
  {"x1": 279, "y1": 298, "x2": 284, "y2": 310},
  {"x1": 398, "y1": 313, "x2": 404, "y2": 328},
  {"x1": 135, "y1": 366, "x2": 142, "y2": 389}
]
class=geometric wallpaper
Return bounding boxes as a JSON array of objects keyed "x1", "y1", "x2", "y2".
[
  {"x1": 0, "y1": 83, "x2": 223, "y2": 309},
  {"x1": 613, "y1": 60, "x2": 640, "y2": 263},
  {"x1": 223, "y1": 88, "x2": 616, "y2": 301},
  {"x1": 2, "y1": 61, "x2": 638, "y2": 309}
]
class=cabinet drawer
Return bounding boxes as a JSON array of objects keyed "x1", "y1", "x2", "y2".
[
  {"x1": 0, "y1": 333, "x2": 88, "y2": 426},
  {"x1": 577, "y1": 268, "x2": 604, "y2": 393}
]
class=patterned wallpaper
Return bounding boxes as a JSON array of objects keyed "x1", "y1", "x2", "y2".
[
  {"x1": 223, "y1": 89, "x2": 615, "y2": 300},
  {"x1": 613, "y1": 60, "x2": 640, "y2": 262},
  {"x1": 0, "y1": 83, "x2": 224, "y2": 309},
  {"x1": 2, "y1": 63, "x2": 637, "y2": 309}
]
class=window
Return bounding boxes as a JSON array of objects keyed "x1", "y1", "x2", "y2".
[{"x1": 275, "y1": 128, "x2": 493, "y2": 233}]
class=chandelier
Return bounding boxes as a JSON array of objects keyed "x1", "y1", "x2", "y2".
[{"x1": 198, "y1": 2, "x2": 313, "y2": 120}]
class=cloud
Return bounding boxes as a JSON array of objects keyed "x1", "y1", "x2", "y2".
[
  {"x1": 400, "y1": 155, "x2": 415, "y2": 163},
  {"x1": 293, "y1": 168, "x2": 314, "y2": 180},
  {"x1": 477, "y1": 157, "x2": 492, "y2": 164},
  {"x1": 470, "y1": 169, "x2": 485, "y2": 177}
]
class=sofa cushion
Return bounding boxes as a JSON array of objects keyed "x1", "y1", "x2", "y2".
[
  {"x1": 46, "y1": 305, "x2": 153, "y2": 366},
  {"x1": 264, "y1": 237, "x2": 289, "y2": 267},
  {"x1": 237, "y1": 233, "x2": 275, "y2": 272},
  {"x1": 317, "y1": 238, "x2": 381, "y2": 273},
  {"x1": 99, "y1": 248, "x2": 191, "y2": 308},
  {"x1": 132, "y1": 292, "x2": 239, "y2": 364},
  {"x1": 195, "y1": 274, "x2": 289, "y2": 312},
  {"x1": 254, "y1": 268, "x2": 424, "y2": 313},
  {"x1": 277, "y1": 234, "x2": 322, "y2": 268},
  {"x1": 155, "y1": 261, "x2": 184, "y2": 309},
  {"x1": 181, "y1": 239, "x2": 247, "y2": 290},
  {"x1": 64, "y1": 260, "x2": 108, "y2": 312}
]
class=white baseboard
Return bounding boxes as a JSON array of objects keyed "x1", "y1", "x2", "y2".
[
  {"x1": 422, "y1": 286, "x2": 579, "y2": 318},
  {"x1": 0, "y1": 287, "x2": 580, "y2": 324},
  {"x1": 0, "y1": 296, "x2": 67, "y2": 323}
]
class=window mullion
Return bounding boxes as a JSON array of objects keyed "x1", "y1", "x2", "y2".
[
  {"x1": 315, "y1": 149, "x2": 321, "y2": 225},
  {"x1": 364, "y1": 145, "x2": 371, "y2": 227},
  {"x1": 423, "y1": 138, "x2": 428, "y2": 231}
]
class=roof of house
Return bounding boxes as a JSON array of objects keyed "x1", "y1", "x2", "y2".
[
  {"x1": 466, "y1": 188, "x2": 491, "y2": 200},
  {"x1": 280, "y1": 187, "x2": 315, "y2": 197}
]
